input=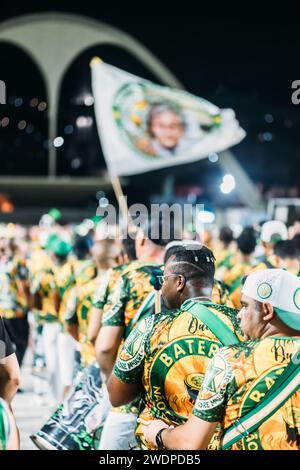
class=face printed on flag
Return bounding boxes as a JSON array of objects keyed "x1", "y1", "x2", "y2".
[
  {"x1": 113, "y1": 82, "x2": 222, "y2": 159},
  {"x1": 91, "y1": 60, "x2": 246, "y2": 176}
]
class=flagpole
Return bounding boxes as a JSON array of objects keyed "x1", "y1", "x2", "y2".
[
  {"x1": 90, "y1": 57, "x2": 134, "y2": 229},
  {"x1": 111, "y1": 176, "x2": 133, "y2": 228}
]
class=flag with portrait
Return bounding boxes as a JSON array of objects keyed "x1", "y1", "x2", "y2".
[{"x1": 91, "y1": 59, "x2": 246, "y2": 177}]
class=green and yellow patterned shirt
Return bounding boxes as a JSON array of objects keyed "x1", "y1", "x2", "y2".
[
  {"x1": 58, "y1": 259, "x2": 96, "y2": 324},
  {"x1": 100, "y1": 260, "x2": 160, "y2": 329},
  {"x1": 114, "y1": 300, "x2": 243, "y2": 449},
  {"x1": 193, "y1": 336, "x2": 300, "y2": 450},
  {"x1": 65, "y1": 273, "x2": 107, "y2": 367},
  {"x1": 98, "y1": 260, "x2": 160, "y2": 416},
  {"x1": 0, "y1": 255, "x2": 29, "y2": 319}
]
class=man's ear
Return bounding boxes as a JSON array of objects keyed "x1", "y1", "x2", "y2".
[
  {"x1": 274, "y1": 255, "x2": 280, "y2": 268},
  {"x1": 176, "y1": 275, "x2": 186, "y2": 293},
  {"x1": 262, "y1": 302, "x2": 275, "y2": 322}
]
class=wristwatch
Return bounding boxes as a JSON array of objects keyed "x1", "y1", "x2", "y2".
[{"x1": 155, "y1": 428, "x2": 167, "y2": 449}]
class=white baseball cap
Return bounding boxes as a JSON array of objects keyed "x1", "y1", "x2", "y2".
[
  {"x1": 242, "y1": 269, "x2": 300, "y2": 330},
  {"x1": 260, "y1": 220, "x2": 288, "y2": 243}
]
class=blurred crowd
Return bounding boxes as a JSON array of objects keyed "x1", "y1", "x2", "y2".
[{"x1": 0, "y1": 213, "x2": 300, "y2": 450}]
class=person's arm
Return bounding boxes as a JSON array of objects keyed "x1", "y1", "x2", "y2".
[
  {"x1": 140, "y1": 416, "x2": 218, "y2": 450},
  {"x1": 87, "y1": 307, "x2": 103, "y2": 345},
  {"x1": 107, "y1": 316, "x2": 150, "y2": 405},
  {"x1": 64, "y1": 288, "x2": 79, "y2": 341},
  {"x1": 141, "y1": 349, "x2": 235, "y2": 450},
  {"x1": 0, "y1": 353, "x2": 21, "y2": 403},
  {"x1": 95, "y1": 276, "x2": 128, "y2": 381},
  {"x1": 0, "y1": 318, "x2": 21, "y2": 402},
  {"x1": 31, "y1": 292, "x2": 42, "y2": 310},
  {"x1": 29, "y1": 272, "x2": 42, "y2": 310},
  {"x1": 65, "y1": 323, "x2": 79, "y2": 341},
  {"x1": 88, "y1": 270, "x2": 111, "y2": 344},
  {"x1": 95, "y1": 326, "x2": 124, "y2": 381},
  {"x1": 107, "y1": 374, "x2": 140, "y2": 407}
]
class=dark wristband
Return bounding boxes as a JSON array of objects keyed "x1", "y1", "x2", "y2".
[{"x1": 155, "y1": 427, "x2": 167, "y2": 449}]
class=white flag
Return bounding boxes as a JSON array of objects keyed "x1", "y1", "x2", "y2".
[{"x1": 91, "y1": 59, "x2": 246, "y2": 177}]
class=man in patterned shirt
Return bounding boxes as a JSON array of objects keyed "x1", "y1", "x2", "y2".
[
  {"x1": 274, "y1": 240, "x2": 300, "y2": 277},
  {"x1": 64, "y1": 239, "x2": 120, "y2": 367},
  {"x1": 95, "y1": 218, "x2": 177, "y2": 450},
  {"x1": 253, "y1": 220, "x2": 288, "y2": 270},
  {"x1": 222, "y1": 227, "x2": 257, "y2": 308},
  {"x1": 0, "y1": 237, "x2": 30, "y2": 369},
  {"x1": 95, "y1": 219, "x2": 173, "y2": 381},
  {"x1": 30, "y1": 236, "x2": 72, "y2": 404},
  {"x1": 142, "y1": 269, "x2": 300, "y2": 450},
  {"x1": 87, "y1": 236, "x2": 137, "y2": 346},
  {"x1": 108, "y1": 243, "x2": 243, "y2": 449}
]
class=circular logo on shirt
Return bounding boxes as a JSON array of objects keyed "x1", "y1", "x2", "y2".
[
  {"x1": 257, "y1": 282, "x2": 273, "y2": 300},
  {"x1": 293, "y1": 288, "x2": 300, "y2": 310},
  {"x1": 117, "y1": 315, "x2": 154, "y2": 372},
  {"x1": 149, "y1": 336, "x2": 221, "y2": 421}
]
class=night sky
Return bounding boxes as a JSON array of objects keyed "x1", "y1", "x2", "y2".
[{"x1": 0, "y1": 3, "x2": 299, "y2": 209}]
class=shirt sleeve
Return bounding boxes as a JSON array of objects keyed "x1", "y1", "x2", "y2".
[
  {"x1": 193, "y1": 349, "x2": 235, "y2": 423},
  {"x1": 113, "y1": 315, "x2": 154, "y2": 385},
  {"x1": 92, "y1": 270, "x2": 111, "y2": 309},
  {"x1": 64, "y1": 287, "x2": 78, "y2": 325},
  {"x1": 0, "y1": 317, "x2": 15, "y2": 359},
  {"x1": 101, "y1": 276, "x2": 128, "y2": 327},
  {"x1": 30, "y1": 271, "x2": 42, "y2": 295}
]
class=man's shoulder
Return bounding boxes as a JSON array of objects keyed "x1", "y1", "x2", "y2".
[
  {"x1": 122, "y1": 260, "x2": 160, "y2": 276},
  {"x1": 181, "y1": 300, "x2": 243, "y2": 340},
  {"x1": 217, "y1": 339, "x2": 259, "y2": 365},
  {"x1": 120, "y1": 262, "x2": 160, "y2": 290},
  {"x1": 183, "y1": 300, "x2": 239, "y2": 324}
]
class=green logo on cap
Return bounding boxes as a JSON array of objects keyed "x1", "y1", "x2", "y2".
[
  {"x1": 293, "y1": 288, "x2": 300, "y2": 310},
  {"x1": 257, "y1": 282, "x2": 273, "y2": 299}
]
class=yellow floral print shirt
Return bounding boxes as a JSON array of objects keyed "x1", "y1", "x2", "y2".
[
  {"x1": 114, "y1": 300, "x2": 243, "y2": 449},
  {"x1": 194, "y1": 336, "x2": 300, "y2": 450}
]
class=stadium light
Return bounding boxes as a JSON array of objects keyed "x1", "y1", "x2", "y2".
[{"x1": 220, "y1": 174, "x2": 235, "y2": 194}]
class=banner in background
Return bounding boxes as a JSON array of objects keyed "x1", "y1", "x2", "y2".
[{"x1": 91, "y1": 59, "x2": 246, "y2": 176}]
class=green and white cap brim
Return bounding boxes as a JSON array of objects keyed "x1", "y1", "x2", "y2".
[
  {"x1": 242, "y1": 268, "x2": 300, "y2": 331},
  {"x1": 274, "y1": 308, "x2": 300, "y2": 331},
  {"x1": 260, "y1": 220, "x2": 288, "y2": 243}
]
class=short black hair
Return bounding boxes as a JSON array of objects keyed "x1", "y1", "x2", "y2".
[
  {"x1": 54, "y1": 253, "x2": 68, "y2": 264},
  {"x1": 292, "y1": 234, "x2": 300, "y2": 252},
  {"x1": 166, "y1": 243, "x2": 215, "y2": 288},
  {"x1": 219, "y1": 226, "x2": 234, "y2": 245},
  {"x1": 237, "y1": 226, "x2": 257, "y2": 255},
  {"x1": 274, "y1": 240, "x2": 299, "y2": 259},
  {"x1": 140, "y1": 215, "x2": 182, "y2": 247},
  {"x1": 122, "y1": 235, "x2": 137, "y2": 261},
  {"x1": 164, "y1": 241, "x2": 186, "y2": 264},
  {"x1": 73, "y1": 235, "x2": 91, "y2": 259}
]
